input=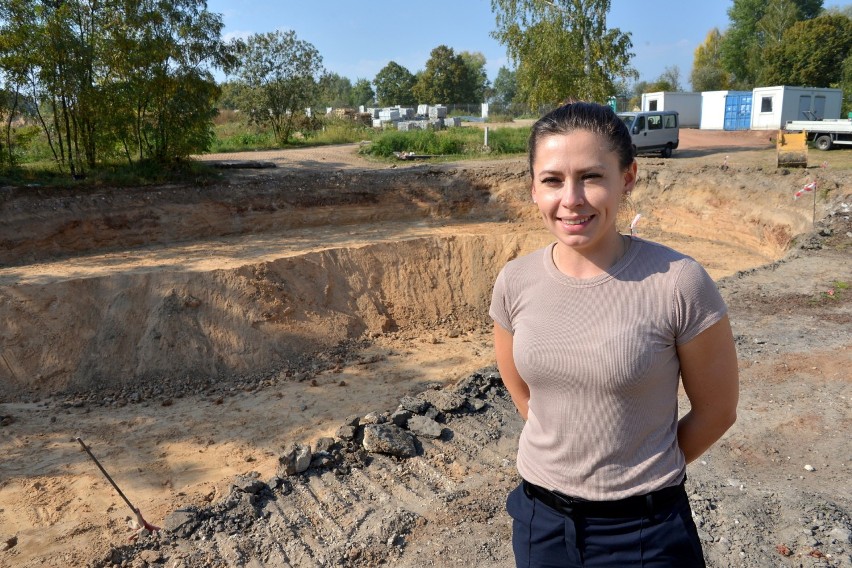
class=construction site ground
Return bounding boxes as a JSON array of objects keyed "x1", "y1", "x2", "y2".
[{"x1": 0, "y1": 127, "x2": 850, "y2": 567}]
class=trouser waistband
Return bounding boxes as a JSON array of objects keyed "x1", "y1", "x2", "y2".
[{"x1": 522, "y1": 478, "x2": 687, "y2": 518}]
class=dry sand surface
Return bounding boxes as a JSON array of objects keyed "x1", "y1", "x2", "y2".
[{"x1": 0, "y1": 127, "x2": 850, "y2": 567}]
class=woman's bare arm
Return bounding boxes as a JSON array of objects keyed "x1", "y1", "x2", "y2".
[
  {"x1": 677, "y1": 314, "x2": 739, "y2": 463},
  {"x1": 494, "y1": 322, "x2": 530, "y2": 421}
]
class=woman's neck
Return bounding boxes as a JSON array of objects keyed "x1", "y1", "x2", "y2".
[{"x1": 552, "y1": 233, "x2": 628, "y2": 279}]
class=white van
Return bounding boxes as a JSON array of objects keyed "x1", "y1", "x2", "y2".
[{"x1": 617, "y1": 111, "x2": 680, "y2": 158}]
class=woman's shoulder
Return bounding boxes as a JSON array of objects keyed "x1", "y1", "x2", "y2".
[
  {"x1": 494, "y1": 245, "x2": 551, "y2": 289},
  {"x1": 630, "y1": 238, "x2": 718, "y2": 294},
  {"x1": 630, "y1": 238, "x2": 705, "y2": 270},
  {"x1": 501, "y1": 244, "x2": 551, "y2": 273}
]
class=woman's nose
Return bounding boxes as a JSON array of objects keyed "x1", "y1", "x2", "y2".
[{"x1": 559, "y1": 181, "x2": 584, "y2": 207}]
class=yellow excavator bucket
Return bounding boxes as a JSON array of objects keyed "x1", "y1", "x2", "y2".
[{"x1": 776, "y1": 130, "x2": 808, "y2": 168}]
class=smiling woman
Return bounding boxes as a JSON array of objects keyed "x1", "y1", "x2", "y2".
[{"x1": 491, "y1": 101, "x2": 739, "y2": 568}]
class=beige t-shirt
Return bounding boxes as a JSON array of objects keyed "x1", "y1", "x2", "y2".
[{"x1": 490, "y1": 238, "x2": 727, "y2": 500}]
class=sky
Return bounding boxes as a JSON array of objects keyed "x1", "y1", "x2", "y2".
[{"x1": 206, "y1": 0, "x2": 845, "y2": 89}]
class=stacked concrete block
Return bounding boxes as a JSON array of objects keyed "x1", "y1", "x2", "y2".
[
  {"x1": 445, "y1": 117, "x2": 461, "y2": 128},
  {"x1": 429, "y1": 105, "x2": 447, "y2": 119},
  {"x1": 400, "y1": 120, "x2": 433, "y2": 131},
  {"x1": 378, "y1": 109, "x2": 400, "y2": 121},
  {"x1": 417, "y1": 104, "x2": 430, "y2": 116},
  {"x1": 428, "y1": 118, "x2": 445, "y2": 129},
  {"x1": 367, "y1": 108, "x2": 381, "y2": 118},
  {"x1": 399, "y1": 107, "x2": 415, "y2": 119},
  {"x1": 372, "y1": 119, "x2": 384, "y2": 128}
]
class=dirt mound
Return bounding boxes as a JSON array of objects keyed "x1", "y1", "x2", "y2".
[{"x1": 1, "y1": 136, "x2": 850, "y2": 567}]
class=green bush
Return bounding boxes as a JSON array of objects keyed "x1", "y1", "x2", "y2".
[
  {"x1": 310, "y1": 118, "x2": 374, "y2": 145},
  {"x1": 210, "y1": 131, "x2": 276, "y2": 152},
  {"x1": 361, "y1": 125, "x2": 529, "y2": 158},
  {"x1": 485, "y1": 113, "x2": 515, "y2": 123}
]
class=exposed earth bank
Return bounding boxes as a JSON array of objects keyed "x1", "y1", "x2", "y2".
[{"x1": 0, "y1": 129, "x2": 850, "y2": 567}]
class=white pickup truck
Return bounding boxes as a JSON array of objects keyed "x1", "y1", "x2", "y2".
[{"x1": 783, "y1": 117, "x2": 852, "y2": 150}]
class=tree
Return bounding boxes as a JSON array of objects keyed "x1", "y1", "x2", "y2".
[
  {"x1": 412, "y1": 45, "x2": 478, "y2": 104},
  {"x1": 691, "y1": 28, "x2": 732, "y2": 92},
  {"x1": 373, "y1": 61, "x2": 416, "y2": 106},
  {"x1": 490, "y1": 66, "x2": 518, "y2": 106},
  {"x1": 459, "y1": 51, "x2": 490, "y2": 103},
  {"x1": 106, "y1": 0, "x2": 230, "y2": 163},
  {"x1": 350, "y1": 78, "x2": 375, "y2": 107},
  {"x1": 231, "y1": 30, "x2": 324, "y2": 144},
  {"x1": 758, "y1": 0, "x2": 803, "y2": 46},
  {"x1": 842, "y1": 52, "x2": 852, "y2": 116},
  {"x1": 218, "y1": 81, "x2": 246, "y2": 110},
  {"x1": 317, "y1": 72, "x2": 352, "y2": 108},
  {"x1": 720, "y1": 0, "x2": 825, "y2": 88},
  {"x1": 0, "y1": 0, "x2": 230, "y2": 171},
  {"x1": 656, "y1": 66, "x2": 683, "y2": 92},
  {"x1": 758, "y1": 13, "x2": 852, "y2": 88},
  {"x1": 490, "y1": 0, "x2": 636, "y2": 109}
]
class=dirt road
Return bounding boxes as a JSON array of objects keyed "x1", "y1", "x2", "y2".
[{"x1": 0, "y1": 129, "x2": 850, "y2": 567}]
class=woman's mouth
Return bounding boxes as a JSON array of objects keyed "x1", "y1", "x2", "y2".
[{"x1": 558, "y1": 215, "x2": 593, "y2": 226}]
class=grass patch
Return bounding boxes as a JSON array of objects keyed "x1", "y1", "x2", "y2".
[
  {"x1": 360, "y1": 125, "x2": 530, "y2": 159},
  {"x1": 811, "y1": 280, "x2": 849, "y2": 304},
  {"x1": 210, "y1": 117, "x2": 374, "y2": 153},
  {"x1": 0, "y1": 159, "x2": 220, "y2": 189}
]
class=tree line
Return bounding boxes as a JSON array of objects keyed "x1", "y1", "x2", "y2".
[
  {"x1": 1, "y1": 0, "x2": 850, "y2": 174},
  {"x1": 0, "y1": 0, "x2": 232, "y2": 175}
]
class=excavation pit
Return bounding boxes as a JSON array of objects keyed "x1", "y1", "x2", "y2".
[{"x1": 1, "y1": 134, "x2": 850, "y2": 567}]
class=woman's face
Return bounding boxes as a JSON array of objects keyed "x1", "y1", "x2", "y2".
[{"x1": 531, "y1": 130, "x2": 636, "y2": 258}]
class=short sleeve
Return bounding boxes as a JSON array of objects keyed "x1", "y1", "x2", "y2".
[
  {"x1": 673, "y1": 260, "x2": 728, "y2": 345},
  {"x1": 489, "y1": 268, "x2": 514, "y2": 334}
]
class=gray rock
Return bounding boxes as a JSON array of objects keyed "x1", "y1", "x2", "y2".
[
  {"x1": 361, "y1": 411, "x2": 387, "y2": 425},
  {"x1": 422, "y1": 390, "x2": 466, "y2": 412},
  {"x1": 467, "y1": 397, "x2": 487, "y2": 411},
  {"x1": 278, "y1": 443, "x2": 312, "y2": 476},
  {"x1": 362, "y1": 424, "x2": 417, "y2": 457},
  {"x1": 341, "y1": 414, "x2": 361, "y2": 427},
  {"x1": 310, "y1": 452, "x2": 334, "y2": 468},
  {"x1": 139, "y1": 549, "x2": 162, "y2": 563},
  {"x1": 314, "y1": 436, "x2": 336, "y2": 453},
  {"x1": 830, "y1": 526, "x2": 852, "y2": 544},
  {"x1": 407, "y1": 415, "x2": 444, "y2": 439},
  {"x1": 231, "y1": 474, "x2": 265, "y2": 495},
  {"x1": 163, "y1": 509, "x2": 199, "y2": 538},
  {"x1": 336, "y1": 424, "x2": 358, "y2": 441},
  {"x1": 424, "y1": 406, "x2": 442, "y2": 421},
  {"x1": 399, "y1": 396, "x2": 429, "y2": 414},
  {"x1": 391, "y1": 408, "x2": 413, "y2": 426}
]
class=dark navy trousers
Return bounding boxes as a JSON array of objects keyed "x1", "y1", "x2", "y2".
[{"x1": 506, "y1": 482, "x2": 707, "y2": 567}]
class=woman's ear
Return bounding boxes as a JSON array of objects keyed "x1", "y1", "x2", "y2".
[{"x1": 623, "y1": 161, "x2": 638, "y2": 193}]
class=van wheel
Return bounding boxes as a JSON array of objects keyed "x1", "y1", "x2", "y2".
[
  {"x1": 660, "y1": 144, "x2": 673, "y2": 158},
  {"x1": 815, "y1": 135, "x2": 833, "y2": 151}
]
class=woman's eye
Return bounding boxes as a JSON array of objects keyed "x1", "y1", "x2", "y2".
[{"x1": 540, "y1": 177, "x2": 561, "y2": 185}]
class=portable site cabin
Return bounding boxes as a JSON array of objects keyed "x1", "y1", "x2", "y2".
[
  {"x1": 641, "y1": 92, "x2": 702, "y2": 127},
  {"x1": 750, "y1": 86, "x2": 843, "y2": 130},
  {"x1": 700, "y1": 90, "x2": 752, "y2": 130}
]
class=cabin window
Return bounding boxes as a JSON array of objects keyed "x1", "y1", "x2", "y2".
[
  {"x1": 648, "y1": 100, "x2": 658, "y2": 111},
  {"x1": 760, "y1": 96, "x2": 773, "y2": 113}
]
